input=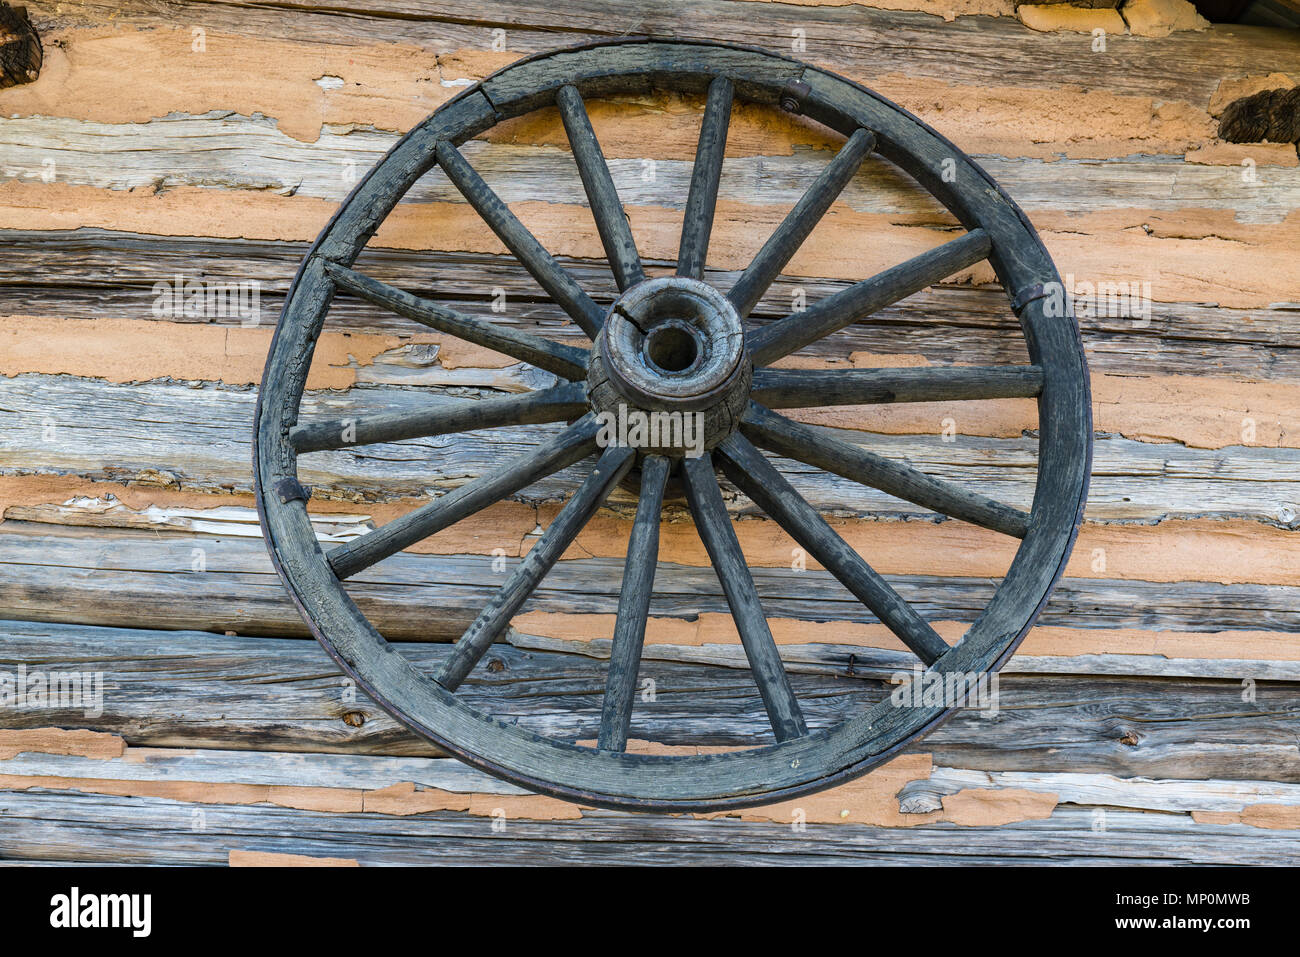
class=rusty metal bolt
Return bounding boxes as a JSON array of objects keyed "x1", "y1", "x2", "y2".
[{"x1": 779, "y1": 80, "x2": 810, "y2": 115}]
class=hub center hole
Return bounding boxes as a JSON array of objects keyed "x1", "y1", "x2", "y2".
[{"x1": 644, "y1": 324, "x2": 700, "y2": 374}]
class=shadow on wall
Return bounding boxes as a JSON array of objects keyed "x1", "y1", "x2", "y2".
[{"x1": 1192, "y1": 0, "x2": 1300, "y2": 27}]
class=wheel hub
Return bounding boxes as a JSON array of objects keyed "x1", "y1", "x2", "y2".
[{"x1": 587, "y1": 276, "x2": 752, "y2": 456}]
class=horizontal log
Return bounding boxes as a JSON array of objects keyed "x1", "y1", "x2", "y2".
[
  {"x1": 6, "y1": 745, "x2": 1297, "y2": 824},
  {"x1": 29, "y1": 0, "x2": 1300, "y2": 107},
  {"x1": 4, "y1": 230, "x2": 1297, "y2": 383},
  {"x1": 4, "y1": 371, "x2": 1300, "y2": 526},
  {"x1": 3, "y1": 114, "x2": 1294, "y2": 315},
  {"x1": 899, "y1": 766, "x2": 1300, "y2": 816},
  {"x1": 2, "y1": 620, "x2": 1298, "y2": 785},
  {"x1": 2, "y1": 526, "x2": 1299, "y2": 640},
  {"x1": 2, "y1": 502, "x2": 1298, "y2": 673},
  {"x1": 514, "y1": 630, "x2": 1300, "y2": 683},
  {"x1": 4, "y1": 788, "x2": 1296, "y2": 864},
  {"x1": 4, "y1": 118, "x2": 1295, "y2": 224},
  {"x1": 5, "y1": 740, "x2": 1297, "y2": 862}
]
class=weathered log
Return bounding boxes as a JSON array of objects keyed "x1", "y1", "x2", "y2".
[
  {"x1": 4, "y1": 122, "x2": 1296, "y2": 224},
  {"x1": 4, "y1": 230, "x2": 1296, "y2": 382},
  {"x1": 7, "y1": 747, "x2": 1298, "y2": 822},
  {"x1": 2, "y1": 529, "x2": 1299, "y2": 644},
  {"x1": 518, "y1": 630, "x2": 1300, "y2": 683},
  {"x1": 26, "y1": 0, "x2": 1300, "y2": 105},
  {"x1": 4, "y1": 789, "x2": 1296, "y2": 864},
  {"x1": 5, "y1": 373, "x2": 1300, "y2": 527},
  {"x1": 899, "y1": 765, "x2": 1300, "y2": 816},
  {"x1": 1, "y1": 620, "x2": 1298, "y2": 783},
  {"x1": 0, "y1": 746, "x2": 1297, "y2": 865}
]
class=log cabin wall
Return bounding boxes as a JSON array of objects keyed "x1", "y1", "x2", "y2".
[{"x1": 0, "y1": 0, "x2": 1297, "y2": 863}]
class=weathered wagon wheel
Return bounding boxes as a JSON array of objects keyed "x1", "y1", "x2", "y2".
[{"x1": 255, "y1": 38, "x2": 1091, "y2": 812}]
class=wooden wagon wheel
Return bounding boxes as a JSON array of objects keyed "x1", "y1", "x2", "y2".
[{"x1": 254, "y1": 38, "x2": 1091, "y2": 812}]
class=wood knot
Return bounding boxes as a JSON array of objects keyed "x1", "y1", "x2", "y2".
[
  {"x1": 341, "y1": 710, "x2": 366, "y2": 727},
  {"x1": 486, "y1": 658, "x2": 506, "y2": 674},
  {"x1": 0, "y1": 4, "x2": 43, "y2": 90},
  {"x1": 1218, "y1": 87, "x2": 1300, "y2": 146},
  {"x1": 1118, "y1": 729, "x2": 1140, "y2": 747}
]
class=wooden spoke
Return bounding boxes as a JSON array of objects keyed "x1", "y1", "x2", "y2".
[
  {"x1": 556, "y1": 84, "x2": 645, "y2": 292},
  {"x1": 715, "y1": 434, "x2": 949, "y2": 663},
  {"x1": 436, "y1": 445, "x2": 636, "y2": 691},
  {"x1": 434, "y1": 139, "x2": 605, "y2": 337},
  {"x1": 596, "y1": 454, "x2": 670, "y2": 752},
  {"x1": 676, "y1": 75, "x2": 734, "y2": 280},
  {"x1": 290, "y1": 382, "x2": 588, "y2": 454},
  {"x1": 726, "y1": 127, "x2": 875, "y2": 319},
  {"x1": 742, "y1": 403, "x2": 1030, "y2": 538},
  {"x1": 682, "y1": 454, "x2": 808, "y2": 741},
  {"x1": 747, "y1": 228, "x2": 992, "y2": 366},
  {"x1": 324, "y1": 262, "x2": 589, "y2": 380},
  {"x1": 751, "y1": 364, "x2": 1043, "y2": 410},
  {"x1": 328, "y1": 416, "x2": 602, "y2": 580}
]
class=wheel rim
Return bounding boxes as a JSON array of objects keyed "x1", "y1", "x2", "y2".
[{"x1": 254, "y1": 38, "x2": 1092, "y2": 812}]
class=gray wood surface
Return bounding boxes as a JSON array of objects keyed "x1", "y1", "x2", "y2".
[
  {"x1": 599, "y1": 454, "x2": 670, "y2": 752},
  {"x1": 557, "y1": 83, "x2": 645, "y2": 292},
  {"x1": 676, "y1": 75, "x2": 733, "y2": 281},
  {"x1": 5, "y1": 788, "x2": 1296, "y2": 865},
  {"x1": 5, "y1": 372, "x2": 1298, "y2": 527},
  {"x1": 683, "y1": 453, "x2": 808, "y2": 741},
  {"x1": 28, "y1": 0, "x2": 1300, "y2": 105},
  {"x1": 2, "y1": 523, "x2": 1298, "y2": 638},
  {"x1": 5, "y1": 117, "x2": 1294, "y2": 227},
  {"x1": 2, "y1": 620, "x2": 1297, "y2": 783},
  {"x1": 6, "y1": 229, "x2": 1297, "y2": 381}
]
